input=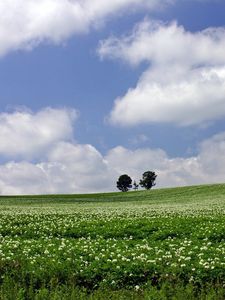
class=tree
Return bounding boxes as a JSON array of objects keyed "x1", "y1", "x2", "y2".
[
  {"x1": 117, "y1": 174, "x2": 132, "y2": 192},
  {"x1": 133, "y1": 181, "x2": 139, "y2": 191},
  {"x1": 139, "y1": 171, "x2": 157, "y2": 190}
]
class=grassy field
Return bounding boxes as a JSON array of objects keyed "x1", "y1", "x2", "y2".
[{"x1": 1, "y1": 184, "x2": 225, "y2": 299}]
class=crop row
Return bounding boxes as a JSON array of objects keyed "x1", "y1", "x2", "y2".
[{"x1": 1, "y1": 205, "x2": 225, "y2": 291}]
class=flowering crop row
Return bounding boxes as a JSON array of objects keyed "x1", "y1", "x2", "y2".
[{"x1": 0, "y1": 186, "x2": 225, "y2": 295}]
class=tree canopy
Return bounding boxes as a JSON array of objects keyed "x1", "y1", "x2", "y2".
[
  {"x1": 117, "y1": 174, "x2": 132, "y2": 192},
  {"x1": 139, "y1": 171, "x2": 157, "y2": 190}
]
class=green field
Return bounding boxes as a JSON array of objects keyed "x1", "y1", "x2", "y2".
[{"x1": 1, "y1": 184, "x2": 225, "y2": 299}]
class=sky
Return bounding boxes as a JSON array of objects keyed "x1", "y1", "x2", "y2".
[{"x1": 0, "y1": 0, "x2": 225, "y2": 194}]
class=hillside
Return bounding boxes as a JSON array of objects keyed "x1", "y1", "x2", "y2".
[
  {"x1": 1, "y1": 183, "x2": 225, "y2": 211},
  {"x1": 1, "y1": 183, "x2": 225, "y2": 299}
]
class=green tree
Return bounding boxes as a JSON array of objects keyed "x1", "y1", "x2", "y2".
[
  {"x1": 139, "y1": 171, "x2": 157, "y2": 190},
  {"x1": 117, "y1": 174, "x2": 132, "y2": 192},
  {"x1": 133, "y1": 181, "x2": 139, "y2": 191}
]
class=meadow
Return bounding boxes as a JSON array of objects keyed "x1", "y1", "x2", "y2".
[{"x1": 1, "y1": 184, "x2": 225, "y2": 299}]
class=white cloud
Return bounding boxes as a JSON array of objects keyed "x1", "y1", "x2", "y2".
[
  {"x1": 129, "y1": 134, "x2": 149, "y2": 145},
  {"x1": 98, "y1": 20, "x2": 225, "y2": 67},
  {"x1": 0, "y1": 108, "x2": 117, "y2": 194},
  {"x1": 2, "y1": 131, "x2": 225, "y2": 195},
  {"x1": 0, "y1": 107, "x2": 77, "y2": 159},
  {"x1": 1, "y1": 107, "x2": 225, "y2": 195},
  {"x1": 0, "y1": 0, "x2": 169, "y2": 56},
  {"x1": 99, "y1": 20, "x2": 225, "y2": 126},
  {"x1": 0, "y1": 161, "x2": 52, "y2": 195},
  {"x1": 0, "y1": 141, "x2": 117, "y2": 195},
  {"x1": 106, "y1": 134, "x2": 225, "y2": 188},
  {"x1": 43, "y1": 141, "x2": 117, "y2": 193},
  {"x1": 109, "y1": 65, "x2": 225, "y2": 126}
]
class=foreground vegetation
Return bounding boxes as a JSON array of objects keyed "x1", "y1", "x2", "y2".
[{"x1": 1, "y1": 184, "x2": 225, "y2": 299}]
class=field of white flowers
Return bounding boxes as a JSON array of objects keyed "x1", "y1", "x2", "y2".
[{"x1": 1, "y1": 184, "x2": 225, "y2": 299}]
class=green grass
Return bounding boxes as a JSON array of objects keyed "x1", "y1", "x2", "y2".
[
  {"x1": 1, "y1": 182, "x2": 225, "y2": 205},
  {"x1": 1, "y1": 183, "x2": 225, "y2": 299}
]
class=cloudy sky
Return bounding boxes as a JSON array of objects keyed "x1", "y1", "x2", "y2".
[{"x1": 0, "y1": 0, "x2": 225, "y2": 194}]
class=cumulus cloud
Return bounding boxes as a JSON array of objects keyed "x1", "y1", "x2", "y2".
[
  {"x1": 1, "y1": 107, "x2": 225, "y2": 195},
  {"x1": 2, "y1": 130, "x2": 225, "y2": 195},
  {"x1": 0, "y1": 107, "x2": 77, "y2": 159},
  {"x1": 43, "y1": 141, "x2": 117, "y2": 193},
  {"x1": 0, "y1": 107, "x2": 117, "y2": 195},
  {"x1": 98, "y1": 20, "x2": 225, "y2": 126},
  {"x1": 106, "y1": 134, "x2": 225, "y2": 188},
  {"x1": 0, "y1": 0, "x2": 169, "y2": 56},
  {"x1": 109, "y1": 66, "x2": 225, "y2": 126},
  {"x1": 98, "y1": 20, "x2": 225, "y2": 66},
  {"x1": 0, "y1": 162, "x2": 52, "y2": 195},
  {"x1": 0, "y1": 141, "x2": 117, "y2": 195}
]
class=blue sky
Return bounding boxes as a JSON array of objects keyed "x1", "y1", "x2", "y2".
[{"x1": 0, "y1": 0, "x2": 225, "y2": 194}]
